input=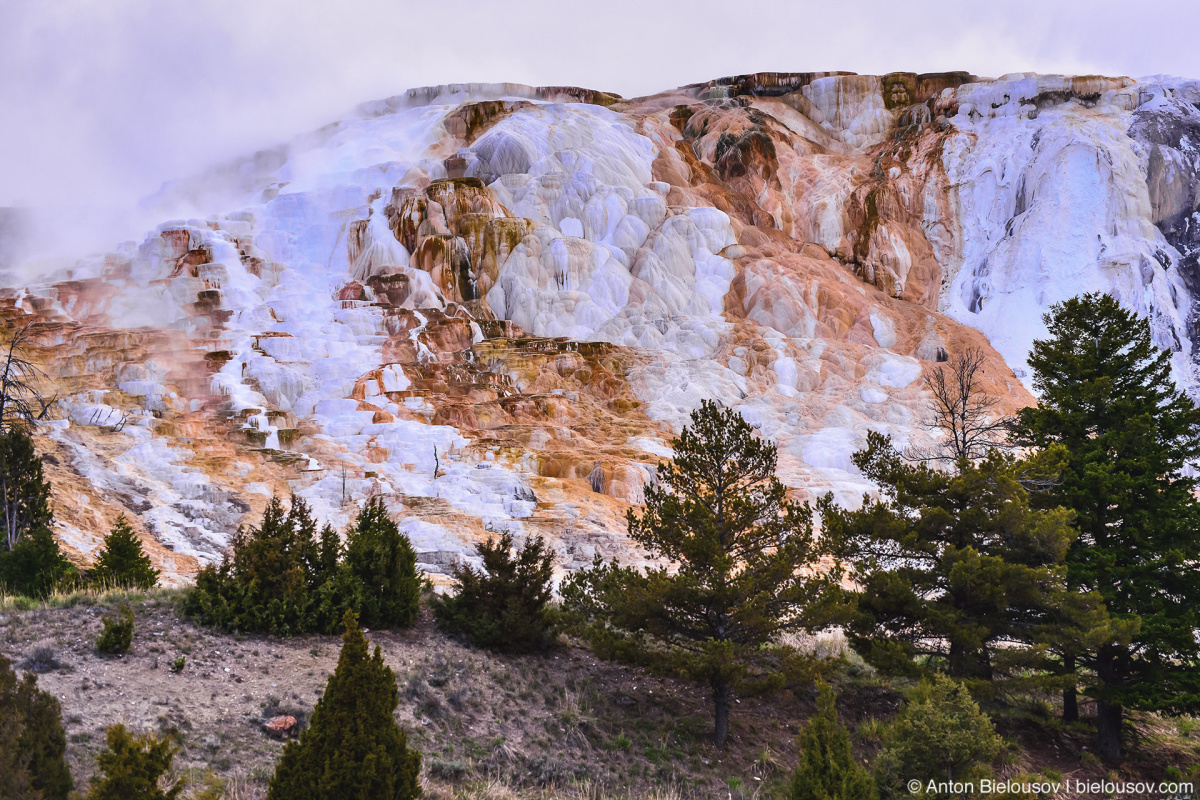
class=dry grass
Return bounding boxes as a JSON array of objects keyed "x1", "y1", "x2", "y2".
[
  {"x1": 3, "y1": 593, "x2": 1197, "y2": 799},
  {"x1": 0, "y1": 584, "x2": 187, "y2": 612}
]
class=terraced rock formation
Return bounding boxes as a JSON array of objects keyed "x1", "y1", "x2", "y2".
[{"x1": 5, "y1": 71, "x2": 1199, "y2": 583}]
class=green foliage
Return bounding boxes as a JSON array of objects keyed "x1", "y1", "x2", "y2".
[
  {"x1": 341, "y1": 498, "x2": 421, "y2": 630},
  {"x1": 183, "y1": 496, "x2": 319, "y2": 635},
  {"x1": 92, "y1": 516, "x2": 159, "y2": 589},
  {"x1": 789, "y1": 682, "x2": 876, "y2": 800},
  {"x1": 433, "y1": 532, "x2": 556, "y2": 652},
  {"x1": 563, "y1": 400, "x2": 841, "y2": 747},
  {"x1": 0, "y1": 427, "x2": 71, "y2": 598},
  {"x1": 0, "y1": 427, "x2": 52, "y2": 551},
  {"x1": 0, "y1": 525, "x2": 74, "y2": 598},
  {"x1": 0, "y1": 653, "x2": 73, "y2": 800},
  {"x1": 822, "y1": 433, "x2": 1092, "y2": 684},
  {"x1": 184, "y1": 496, "x2": 420, "y2": 636},
  {"x1": 169, "y1": 656, "x2": 185, "y2": 673},
  {"x1": 0, "y1": 696, "x2": 36, "y2": 800},
  {"x1": 83, "y1": 724, "x2": 182, "y2": 800},
  {"x1": 266, "y1": 611, "x2": 421, "y2": 800},
  {"x1": 1011, "y1": 293, "x2": 1200, "y2": 758},
  {"x1": 96, "y1": 602, "x2": 134, "y2": 655},
  {"x1": 874, "y1": 676, "x2": 1000, "y2": 798}
]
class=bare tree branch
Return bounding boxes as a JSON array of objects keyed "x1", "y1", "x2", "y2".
[
  {"x1": 908, "y1": 346, "x2": 1012, "y2": 464},
  {"x1": 0, "y1": 322, "x2": 54, "y2": 432}
]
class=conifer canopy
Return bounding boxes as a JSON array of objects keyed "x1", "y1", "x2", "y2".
[
  {"x1": 1012, "y1": 292, "x2": 1200, "y2": 760},
  {"x1": 92, "y1": 516, "x2": 159, "y2": 589},
  {"x1": 789, "y1": 681, "x2": 876, "y2": 800},
  {"x1": 83, "y1": 725, "x2": 181, "y2": 800},
  {"x1": 564, "y1": 399, "x2": 840, "y2": 747},
  {"x1": 267, "y1": 611, "x2": 421, "y2": 800},
  {"x1": 433, "y1": 531, "x2": 557, "y2": 652},
  {"x1": 0, "y1": 653, "x2": 72, "y2": 800}
]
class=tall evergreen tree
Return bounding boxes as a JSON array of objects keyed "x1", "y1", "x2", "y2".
[
  {"x1": 1011, "y1": 292, "x2": 1200, "y2": 761},
  {"x1": 306, "y1": 523, "x2": 346, "y2": 634},
  {"x1": 341, "y1": 498, "x2": 420, "y2": 630},
  {"x1": 0, "y1": 427, "x2": 71, "y2": 597},
  {"x1": 266, "y1": 611, "x2": 421, "y2": 800},
  {"x1": 83, "y1": 725, "x2": 182, "y2": 800},
  {"x1": 433, "y1": 532, "x2": 557, "y2": 652},
  {"x1": 184, "y1": 496, "x2": 317, "y2": 635},
  {"x1": 0, "y1": 654, "x2": 72, "y2": 800},
  {"x1": 822, "y1": 433, "x2": 1082, "y2": 682},
  {"x1": 0, "y1": 427, "x2": 51, "y2": 552},
  {"x1": 789, "y1": 682, "x2": 876, "y2": 800},
  {"x1": 92, "y1": 516, "x2": 159, "y2": 589},
  {"x1": 563, "y1": 400, "x2": 840, "y2": 747}
]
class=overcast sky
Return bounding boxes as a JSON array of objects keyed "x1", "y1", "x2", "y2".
[{"x1": 2, "y1": 0, "x2": 1198, "y2": 214}]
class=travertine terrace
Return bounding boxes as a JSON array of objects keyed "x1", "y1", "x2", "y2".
[{"x1": 5, "y1": 71, "x2": 1199, "y2": 583}]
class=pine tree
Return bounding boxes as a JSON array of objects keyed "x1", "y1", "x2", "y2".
[
  {"x1": 92, "y1": 516, "x2": 159, "y2": 589},
  {"x1": 0, "y1": 697, "x2": 35, "y2": 800},
  {"x1": 266, "y1": 611, "x2": 421, "y2": 800},
  {"x1": 0, "y1": 427, "x2": 51, "y2": 551},
  {"x1": 1, "y1": 525, "x2": 73, "y2": 598},
  {"x1": 875, "y1": 677, "x2": 1000, "y2": 798},
  {"x1": 821, "y1": 433, "x2": 1087, "y2": 683},
  {"x1": 789, "y1": 682, "x2": 876, "y2": 800},
  {"x1": 307, "y1": 523, "x2": 346, "y2": 634},
  {"x1": 433, "y1": 532, "x2": 556, "y2": 652},
  {"x1": 0, "y1": 653, "x2": 72, "y2": 800},
  {"x1": 563, "y1": 400, "x2": 840, "y2": 747},
  {"x1": 342, "y1": 498, "x2": 420, "y2": 630},
  {"x1": 83, "y1": 724, "x2": 182, "y2": 800},
  {"x1": 0, "y1": 427, "x2": 71, "y2": 597},
  {"x1": 183, "y1": 496, "x2": 318, "y2": 635},
  {"x1": 1011, "y1": 292, "x2": 1200, "y2": 761}
]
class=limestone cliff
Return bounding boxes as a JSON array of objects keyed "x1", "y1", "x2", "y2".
[{"x1": 5, "y1": 71, "x2": 1198, "y2": 583}]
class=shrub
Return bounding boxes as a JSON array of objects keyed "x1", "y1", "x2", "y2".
[
  {"x1": 183, "y1": 496, "x2": 317, "y2": 635},
  {"x1": 92, "y1": 516, "x2": 159, "y2": 589},
  {"x1": 1, "y1": 526, "x2": 74, "y2": 598},
  {"x1": 20, "y1": 646, "x2": 60, "y2": 674},
  {"x1": 96, "y1": 603, "x2": 134, "y2": 655},
  {"x1": 341, "y1": 498, "x2": 420, "y2": 630},
  {"x1": 433, "y1": 531, "x2": 556, "y2": 652},
  {"x1": 266, "y1": 611, "x2": 420, "y2": 800},
  {"x1": 183, "y1": 496, "x2": 419, "y2": 636},
  {"x1": 0, "y1": 653, "x2": 72, "y2": 800},
  {"x1": 83, "y1": 724, "x2": 182, "y2": 800},
  {"x1": 789, "y1": 681, "x2": 876, "y2": 800},
  {"x1": 874, "y1": 676, "x2": 1000, "y2": 798},
  {"x1": 0, "y1": 705, "x2": 35, "y2": 800},
  {"x1": 169, "y1": 656, "x2": 185, "y2": 674}
]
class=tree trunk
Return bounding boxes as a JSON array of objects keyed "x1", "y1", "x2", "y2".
[
  {"x1": 711, "y1": 678, "x2": 731, "y2": 748},
  {"x1": 1097, "y1": 700, "x2": 1122, "y2": 762},
  {"x1": 948, "y1": 641, "x2": 992, "y2": 680},
  {"x1": 1096, "y1": 647, "x2": 1121, "y2": 762},
  {"x1": 1063, "y1": 653, "x2": 1078, "y2": 723}
]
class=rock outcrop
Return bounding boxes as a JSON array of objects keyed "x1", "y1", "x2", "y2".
[{"x1": 7, "y1": 70, "x2": 1200, "y2": 584}]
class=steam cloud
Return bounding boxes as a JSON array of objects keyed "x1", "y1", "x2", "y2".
[{"x1": 2, "y1": 0, "x2": 1197, "y2": 275}]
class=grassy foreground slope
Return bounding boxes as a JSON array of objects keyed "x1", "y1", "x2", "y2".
[{"x1": 0, "y1": 591, "x2": 1196, "y2": 799}]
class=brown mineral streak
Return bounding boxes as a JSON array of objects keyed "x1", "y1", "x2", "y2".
[{"x1": 5, "y1": 73, "x2": 1039, "y2": 582}]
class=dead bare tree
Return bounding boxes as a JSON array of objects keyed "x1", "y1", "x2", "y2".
[
  {"x1": 909, "y1": 346, "x2": 1011, "y2": 464},
  {"x1": 0, "y1": 322, "x2": 55, "y2": 431}
]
